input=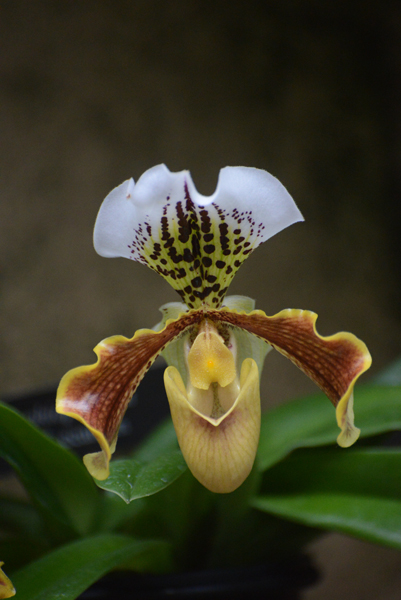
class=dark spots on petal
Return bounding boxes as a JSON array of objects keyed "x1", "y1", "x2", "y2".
[
  {"x1": 216, "y1": 260, "x2": 226, "y2": 269},
  {"x1": 223, "y1": 249, "x2": 231, "y2": 256},
  {"x1": 233, "y1": 246, "x2": 242, "y2": 255},
  {"x1": 226, "y1": 266, "x2": 233, "y2": 275},
  {"x1": 160, "y1": 258, "x2": 167, "y2": 265},
  {"x1": 191, "y1": 234, "x2": 201, "y2": 258},
  {"x1": 183, "y1": 248, "x2": 194, "y2": 262},
  {"x1": 234, "y1": 237, "x2": 245, "y2": 245},
  {"x1": 234, "y1": 229, "x2": 241, "y2": 235},
  {"x1": 204, "y1": 244, "x2": 215, "y2": 254},
  {"x1": 206, "y1": 275, "x2": 217, "y2": 283},
  {"x1": 202, "y1": 257, "x2": 212, "y2": 267},
  {"x1": 203, "y1": 233, "x2": 214, "y2": 243},
  {"x1": 177, "y1": 268, "x2": 186, "y2": 279},
  {"x1": 234, "y1": 260, "x2": 242, "y2": 268},
  {"x1": 191, "y1": 277, "x2": 202, "y2": 288},
  {"x1": 168, "y1": 247, "x2": 183, "y2": 263},
  {"x1": 219, "y1": 223, "x2": 230, "y2": 252},
  {"x1": 184, "y1": 285, "x2": 192, "y2": 294},
  {"x1": 161, "y1": 217, "x2": 170, "y2": 241},
  {"x1": 189, "y1": 295, "x2": 196, "y2": 303},
  {"x1": 218, "y1": 286, "x2": 228, "y2": 297},
  {"x1": 176, "y1": 201, "x2": 191, "y2": 244},
  {"x1": 212, "y1": 283, "x2": 220, "y2": 292},
  {"x1": 200, "y1": 210, "x2": 211, "y2": 234}
]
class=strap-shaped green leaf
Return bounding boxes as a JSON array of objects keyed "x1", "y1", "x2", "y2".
[
  {"x1": 11, "y1": 534, "x2": 171, "y2": 600},
  {"x1": 253, "y1": 448, "x2": 401, "y2": 549},
  {"x1": 0, "y1": 402, "x2": 99, "y2": 536},
  {"x1": 257, "y1": 385, "x2": 401, "y2": 471}
]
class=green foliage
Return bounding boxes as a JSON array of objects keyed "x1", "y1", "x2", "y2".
[
  {"x1": 0, "y1": 356, "x2": 400, "y2": 598},
  {"x1": 0, "y1": 403, "x2": 99, "y2": 537},
  {"x1": 253, "y1": 448, "x2": 401, "y2": 549},
  {"x1": 258, "y1": 385, "x2": 401, "y2": 471},
  {"x1": 11, "y1": 535, "x2": 171, "y2": 600},
  {"x1": 95, "y1": 450, "x2": 187, "y2": 503},
  {"x1": 94, "y1": 418, "x2": 187, "y2": 502}
]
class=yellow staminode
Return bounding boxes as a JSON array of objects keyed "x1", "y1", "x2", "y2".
[{"x1": 187, "y1": 324, "x2": 236, "y2": 390}]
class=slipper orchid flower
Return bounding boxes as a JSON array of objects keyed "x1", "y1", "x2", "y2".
[{"x1": 56, "y1": 165, "x2": 371, "y2": 493}]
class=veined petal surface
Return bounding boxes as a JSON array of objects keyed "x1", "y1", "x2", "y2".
[
  {"x1": 164, "y1": 358, "x2": 261, "y2": 493},
  {"x1": 56, "y1": 311, "x2": 202, "y2": 480},
  {"x1": 94, "y1": 165, "x2": 303, "y2": 308},
  {"x1": 207, "y1": 308, "x2": 372, "y2": 446}
]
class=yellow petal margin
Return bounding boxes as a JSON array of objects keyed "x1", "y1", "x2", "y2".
[
  {"x1": 0, "y1": 563, "x2": 15, "y2": 599},
  {"x1": 56, "y1": 310, "x2": 202, "y2": 479},
  {"x1": 164, "y1": 358, "x2": 260, "y2": 493},
  {"x1": 208, "y1": 308, "x2": 372, "y2": 447}
]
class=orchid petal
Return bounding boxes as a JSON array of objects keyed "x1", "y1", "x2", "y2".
[
  {"x1": 207, "y1": 308, "x2": 372, "y2": 445},
  {"x1": 56, "y1": 311, "x2": 202, "y2": 480},
  {"x1": 94, "y1": 165, "x2": 303, "y2": 308},
  {"x1": 164, "y1": 358, "x2": 260, "y2": 493},
  {"x1": 0, "y1": 563, "x2": 15, "y2": 599}
]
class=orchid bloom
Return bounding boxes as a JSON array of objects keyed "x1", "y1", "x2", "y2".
[{"x1": 56, "y1": 165, "x2": 371, "y2": 493}]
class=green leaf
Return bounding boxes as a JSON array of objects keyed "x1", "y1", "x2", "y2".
[
  {"x1": 11, "y1": 534, "x2": 171, "y2": 600},
  {"x1": 0, "y1": 497, "x2": 43, "y2": 538},
  {"x1": 132, "y1": 417, "x2": 179, "y2": 463},
  {"x1": 95, "y1": 449, "x2": 187, "y2": 503},
  {"x1": 258, "y1": 385, "x2": 401, "y2": 471},
  {"x1": 0, "y1": 402, "x2": 99, "y2": 536},
  {"x1": 94, "y1": 419, "x2": 187, "y2": 503},
  {"x1": 253, "y1": 448, "x2": 401, "y2": 549}
]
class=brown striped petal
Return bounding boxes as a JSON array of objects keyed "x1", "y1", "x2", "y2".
[
  {"x1": 207, "y1": 308, "x2": 372, "y2": 446},
  {"x1": 56, "y1": 310, "x2": 201, "y2": 480}
]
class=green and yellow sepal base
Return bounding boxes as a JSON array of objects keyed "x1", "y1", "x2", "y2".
[
  {"x1": 0, "y1": 563, "x2": 15, "y2": 599},
  {"x1": 56, "y1": 304, "x2": 371, "y2": 492}
]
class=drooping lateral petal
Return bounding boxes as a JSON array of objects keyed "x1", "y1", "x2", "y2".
[
  {"x1": 207, "y1": 308, "x2": 372, "y2": 446},
  {"x1": 94, "y1": 165, "x2": 303, "y2": 309},
  {"x1": 164, "y1": 358, "x2": 261, "y2": 493},
  {"x1": 56, "y1": 310, "x2": 202, "y2": 480},
  {"x1": 0, "y1": 563, "x2": 15, "y2": 599}
]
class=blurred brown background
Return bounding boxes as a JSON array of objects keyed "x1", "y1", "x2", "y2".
[{"x1": 1, "y1": 1, "x2": 401, "y2": 597}]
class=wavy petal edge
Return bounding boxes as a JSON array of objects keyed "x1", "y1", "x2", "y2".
[
  {"x1": 56, "y1": 311, "x2": 201, "y2": 479},
  {"x1": 206, "y1": 307, "x2": 372, "y2": 446}
]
